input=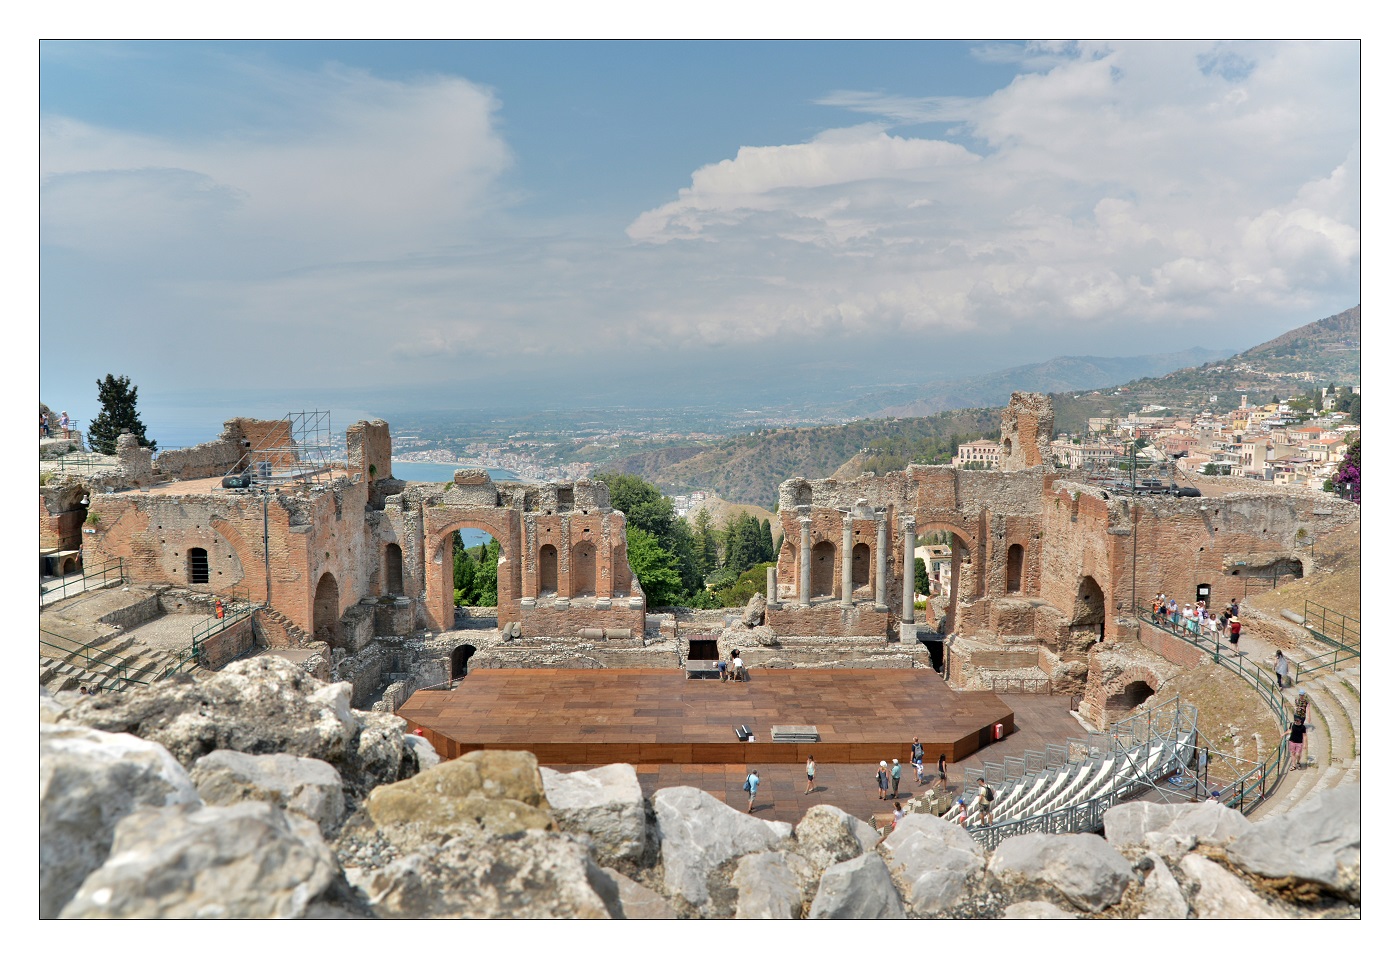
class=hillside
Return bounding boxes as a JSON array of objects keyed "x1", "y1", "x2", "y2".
[
  {"x1": 871, "y1": 347, "x2": 1231, "y2": 419},
  {"x1": 600, "y1": 408, "x2": 1001, "y2": 508},
  {"x1": 1238, "y1": 304, "x2": 1360, "y2": 379}
]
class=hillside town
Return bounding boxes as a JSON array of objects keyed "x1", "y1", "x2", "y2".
[{"x1": 957, "y1": 385, "x2": 1359, "y2": 494}]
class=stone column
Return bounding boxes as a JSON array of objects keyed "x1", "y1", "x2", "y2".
[
  {"x1": 520, "y1": 515, "x2": 537, "y2": 609},
  {"x1": 766, "y1": 566, "x2": 778, "y2": 607},
  {"x1": 556, "y1": 515, "x2": 571, "y2": 608},
  {"x1": 799, "y1": 515, "x2": 812, "y2": 607},
  {"x1": 875, "y1": 512, "x2": 888, "y2": 612},
  {"x1": 902, "y1": 516, "x2": 917, "y2": 626},
  {"x1": 841, "y1": 513, "x2": 854, "y2": 607}
]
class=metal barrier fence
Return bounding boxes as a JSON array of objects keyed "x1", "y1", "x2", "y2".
[
  {"x1": 1301, "y1": 599, "x2": 1360, "y2": 651},
  {"x1": 40, "y1": 559, "x2": 125, "y2": 605},
  {"x1": 40, "y1": 628, "x2": 150, "y2": 692},
  {"x1": 190, "y1": 589, "x2": 257, "y2": 646}
]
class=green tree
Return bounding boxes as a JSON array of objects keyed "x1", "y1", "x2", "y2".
[
  {"x1": 625, "y1": 526, "x2": 684, "y2": 607},
  {"x1": 452, "y1": 530, "x2": 476, "y2": 602},
  {"x1": 759, "y1": 519, "x2": 774, "y2": 562},
  {"x1": 914, "y1": 558, "x2": 930, "y2": 596},
  {"x1": 691, "y1": 507, "x2": 720, "y2": 573},
  {"x1": 88, "y1": 374, "x2": 157, "y2": 454},
  {"x1": 471, "y1": 539, "x2": 500, "y2": 605},
  {"x1": 716, "y1": 562, "x2": 775, "y2": 607}
]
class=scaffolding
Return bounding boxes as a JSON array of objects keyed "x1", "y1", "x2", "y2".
[{"x1": 221, "y1": 410, "x2": 337, "y2": 490}]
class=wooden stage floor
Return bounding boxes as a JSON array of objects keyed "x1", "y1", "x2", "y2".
[{"x1": 400, "y1": 669, "x2": 1013, "y2": 766}]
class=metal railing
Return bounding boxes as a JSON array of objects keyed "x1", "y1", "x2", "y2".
[
  {"x1": 190, "y1": 590, "x2": 257, "y2": 646},
  {"x1": 987, "y1": 675, "x2": 1051, "y2": 695},
  {"x1": 1302, "y1": 600, "x2": 1360, "y2": 650},
  {"x1": 40, "y1": 559, "x2": 125, "y2": 605},
  {"x1": 39, "y1": 628, "x2": 150, "y2": 692}
]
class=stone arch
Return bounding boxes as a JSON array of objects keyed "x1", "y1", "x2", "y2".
[
  {"x1": 1108, "y1": 679, "x2": 1156, "y2": 712},
  {"x1": 450, "y1": 643, "x2": 477, "y2": 680},
  {"x1": 913, "y1": 521, "x2": 975, "y2": 633},
  {"x1": 811, "y1": 540, "x2": 836, "y2": 598},
  {"x1": 313, "y1": 572, "x2": 342, "y2": 648},
  {"x1": 188, "y1": 547, "x2": 210, "y2": 584},
  {"x1": 851, "y1": 542, "x2": 871, "y2": 593},
  {"x1": 1006, "y1": 543, "x2": 1024, "y2": 594},
  {"x1": 1072, "y1": 575, "x2": 1106, "y2": 644},
  {"x1": 384, "y1": 543, "x2": 404, "y2": 595},
  {"x1": 423, "y1": 507, "x2": 515, "y2": 634},
  {"x1": 538, "y1": 544, "x2": 559, "y2": 595}
]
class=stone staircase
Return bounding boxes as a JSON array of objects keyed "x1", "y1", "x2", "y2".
[
  {"x1": 1252, "y1": 664, "x2": 1360, "y2": 819},
  {"x1": 40, "y1": 636, "x2": 203, "y2": 693},
  {"x1": 256, "y1": 608, "x2": 313, "y2": 646}
]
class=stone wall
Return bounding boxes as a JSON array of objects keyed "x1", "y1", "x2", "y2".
[{"x1": 201, "y1": 617, "x2": 258, "y2": 670}]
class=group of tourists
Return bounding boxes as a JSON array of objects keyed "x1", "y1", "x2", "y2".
[
  {"x1": 744, "y1": 737, "x2": 954, "y2": 822},
  {"x1": 1152, "y1": 594, "x2": 1242, "y2": 652},
  {"x1": 40, "y1": 410, "x2": 71, "y2": 439},
  {"x1": 1288, "y1": 691, "x2": 1312, "y2": 771}
]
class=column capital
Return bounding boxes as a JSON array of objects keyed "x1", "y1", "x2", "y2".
[
  {"x1": 902, "y1": 515, "x2": 917, "y2": 530},
  {"x1": 799, "y1": 514, "x2": 813, "y2": 526},
  {"x1": 841, "y1": 512, "x2": 853, "y2": 528}
]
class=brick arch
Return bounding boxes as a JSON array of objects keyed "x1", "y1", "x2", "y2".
[
  {"x1": 422, "y1": 506, "x2": 517, "y2": 633},
  {"x1": 1103, "y1": 665, "x2": 1165, "y2": 713},
  {"x1": 913, "y1": 520, "x2": 976, "y2": 632}
]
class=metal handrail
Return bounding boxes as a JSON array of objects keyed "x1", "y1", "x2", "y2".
[
  {"x1": 40, "y1": 559, "x2": 126, "y2": 604},
  {"x1": 39, "y1": 628, "x2": 150, "y2": 691},
  {"x1": 191, "y1": 590, "x2": 257, "y2": 646},
  {"x1": 1301, "y1": 599, "x2": 1360, "y2": 651}
]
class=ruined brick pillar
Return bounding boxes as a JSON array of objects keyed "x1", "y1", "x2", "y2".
[
  {"x1": 799, "y1": 514, "x2": 812, "y2": 607},
  {"x1": 841, "y1": 513, "x2": 854, "y2": 608},
  {"x1": 902, "y1": 515, "x2": 917, "y2": 626},
  {"x1": 875, "y1": 511, "x2": 889, "y2": 612},
  {"x1": 556, "y1": 515, "x2": 571, "y2": 607}
]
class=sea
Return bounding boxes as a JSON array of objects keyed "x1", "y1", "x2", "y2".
[{"x1": 391, "y1": 461, "x2": 519, "y2": 547}]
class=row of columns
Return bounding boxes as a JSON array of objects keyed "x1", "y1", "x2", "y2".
[{"x1": 788, "y1": 510, "x2": 912, "y2": 616}]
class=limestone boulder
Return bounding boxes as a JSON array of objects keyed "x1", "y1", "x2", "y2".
[
  {"x1": 541, "y1": 763, "x2": 647, "y2": 865},
  {"x1": 795, "y1": 804, "x2": 880, "y2": 873},
  {"x1": 1003, "y1": 900, "x2": 1078, "y2": 918},
  {"x1": 809, "y1": 852, "x2": 906, "y2": 919},
  {"x1": 361, "y1": 831, "x2": 621, "y2": 919},
  {"x1": 880, "y1": 813, "x2": 986, "y2": 915},
  {"x1": 1139, "y1": 852, "x2": 1189, "y2": 919},
  {"x1": 741, "y1": 593, "x2": 766, "y2": 627},
  {"x1": 191, "y1": 750, "x2": 345, "y2": 837},
  {"x1": 40, "y1": 723, "x2": 200, "y2": 919},
  {"x1": 752, "y1": 625, "x2": 779, "y2": 647},
  {"x1": 1103, "y1": 799, "x2": 1250, "y2": 854},
  {"x1": 40, "y1": 686, "x2": 67, "y2": 724},
  {"x1": 1226, "y1": 784, "x2": 1360, "y2": 902},
  {"x1": 364, "y1": 750, "x2": 555, "y2": 852},
  {"x1": 403, "y1": 733, "x2": 441, "y2": 772},
  {"x1": 60, "y1": 657, "x2": 417, "y2": 796},
  {"x1": 989, "y1": 833, "x2": 1133, "y2": 913},
  {"x1": 60, "y1": 802, "x2": 358, "y2": 919},
  {"x1": 733, "y1": 851, "x2": 806, "y2": 919},
  {"x1": 602, "y1": 867, "x2": 679, "y2": 919},
  {"x1": 652, "y1": 786, "x2": 793, "y2": 911},
  {"x1": 1180, "y1": 854, "x2": 1289, "y2": 919}
]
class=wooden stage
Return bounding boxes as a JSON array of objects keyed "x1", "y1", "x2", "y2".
[{"x1": 399, "y1": 669, "x2": 1014, "y2": 766}]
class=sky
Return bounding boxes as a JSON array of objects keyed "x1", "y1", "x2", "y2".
[{"x1": 37, "y1": 39, "x2": 1361, "y2": 438}]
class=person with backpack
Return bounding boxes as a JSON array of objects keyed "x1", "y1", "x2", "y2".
[
  {"x1": 975, "y1": 777, "x2": 995, "y2": 826},
  {"x1": 876, "y1": 761, "x2": 889, "y2": 800},
  {"x1": 743, "y1": 769, "x2": 760, "y2": 813},
  {"x1": 910, "y1": 738, "x2": 925, "y2": 783}
]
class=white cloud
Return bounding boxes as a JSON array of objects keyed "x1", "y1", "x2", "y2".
[{"x1": 623, "y1": 41, "x2": 1359, "y2": 343}]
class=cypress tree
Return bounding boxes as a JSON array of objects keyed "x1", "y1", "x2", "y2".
[{"x1": 88, "y1": 374, "x2": 156, "y2": 454}]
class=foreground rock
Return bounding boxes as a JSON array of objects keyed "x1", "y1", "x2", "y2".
[
  {"x1": 1226, "y1": 785, "x2": 1361, "y2": 902},
  {"x1": 363, "y1": 750, "x2": 555, "y2": 852},
  {"x1": 541, "y1": 763, "x2": 647, "y2": 865},
  {"x1": 795, "y1": 804, "x2": 879, "y2": 873},
  {"x1": 360, "y1": 832, "x2": 621, "y2": 919},
  {"x1": 989, "y1": 833, "x2": 1133, "y2": 913},
  {"x1": 809, "y1": 852, "x2": 905, "y2": 919},
  {"x1": 880, "y1": 813, "x2": 986, "y2": 914},
  {"x1": 191, "y1": 750, "x2": 346, "y2": 836},
  {"x1": 40, "y1": 723, "x2": 200, "y2": 919},
  {"x1": 1103, "y1": 799, "x2": 1250, "y2": 855},
  {"x1": 61, "y1": 802, "x2": 360, "y2": 918},
  {"x1": 60, "y1": 658, "x2": 418, "y2": 797},
  {"x1": 652, "y1": 786, "x2": 792, "y2": 913}
]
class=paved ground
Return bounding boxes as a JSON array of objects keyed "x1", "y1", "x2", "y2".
[{"x1": 549, "y1": 694, "x2": 1088, "y2": 826}]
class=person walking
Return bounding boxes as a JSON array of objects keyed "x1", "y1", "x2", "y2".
[
  {"x1": 974, "y1": 777, "x2": 995, "y2": 826},
  {"x1": 743, "y1": 769, "x2": 760, "y2": 813},
  {"x1": 876, "y1": 761, "x2": 889, "y2": 800},
  {"x1": 1229, "y1": 615, "x2": 1242, "y2": 654},
  {"x1": 890, "y1": 758, "x2": 902, "y2": 799},
  {"x1": 955, "y1": 798, "x2": 969, "y2": 828},
  {"x1": 1274, "y1": 650, "x2": 1288, "y2": 689},
  {"x1": 1293, "y1": 691, "x2": 1311, "y2": 726},
  {"x1": 938, "y1": 753, "x2": 949, "y2": 790},
  {"x1": 805, "y1": 755, "x2": 816, "y2": 794},
  {"x1": 1287, "y1": 719, "x2": 1307, "y2": 770},
  {"x1": 911, "y1": 737, "x2": 925, "y2": 783}
]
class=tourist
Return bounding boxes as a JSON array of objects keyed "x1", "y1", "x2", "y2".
[
  {"x1": 1203, "y1": 610, "x2": 1218, "y2": 642},
  {"x1": 975, "y1": 777, "x2": 994, "y2": 826},
  {"x1": 1287, "y1": 718, "x2": 1307, "y2": 770},
  {"x1": 743, "y1": 769, "x2": 760, "y2": 813},
  {"x1": 879, "y1": 801, "x2": 904, "y2": 843},
  {"x1": 890, "y1": 758, "x2": 902, "y2": 799},
  {"x1": 40, "y1": 411, "x2": 50, "y2": 437},
  {"x1": 1230, "y1": 598, "x2": 1240, "y2": 619},
  {"x1": 805, "y1": 755, "x2": 816, "y2": 795},
  {"x1": 60, "y1": 411, "x2": 71, "y2": 437},
  {"x1": 911, "y1": 737, "x2": 925, "y2": 781},
  {"x1": 1293, "y1": 691, "x2": 1311, "y2": 726},
  {"x1": 877, "y1": 760, "x2": 889, "y2": 800},
  {"x1": 1168, "y1": 598, "x2": 1179, "y2": 628},
  {"x1": 956, "y1": 798, "x2": 969, "y2": 827},
  {"x1": 717, "y1": 657, "x2": 729, "y2": 682},
  {"x1": 1183, "y1": 603, "x2": 1197, "y2": 636},
  {"x1": 78, "y1": 685, "x2": 88, "y2": 696},
  {"x1": 215, "y1": 598, "x2": 225, "y2": 620},
  {"x1": 938, "y1": 753, "x2": 949, "y2": 790},
  {"x1": 1229, "y1": 615, "x2": 1242, "y2": 654},
  {"x1": 731, "y1": 650, "x2": 748, "y2": 683},
  {"x1": 1274, "y1": 650, "x2": 1288, "y2": 689}
]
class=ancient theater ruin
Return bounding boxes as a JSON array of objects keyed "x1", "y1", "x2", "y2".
[{"x1": 42, "y1": 394, "x2": 1357, "y2": 759}]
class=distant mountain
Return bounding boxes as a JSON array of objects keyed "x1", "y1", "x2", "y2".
[
  {"x1": 870, "y1": 347, "x2": 1232, "y2": 419},
  {"x1": 1236, "y1": 305, "x2": 1360, "y2": 379}
]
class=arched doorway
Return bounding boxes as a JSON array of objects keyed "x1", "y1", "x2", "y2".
[
  {"x1": 1006, "y1": 544, "x2": 1024, "y2": 594},
  {"x1": 450, "y1": 643, "x2": 477, "y2": 680},
  {"x1": 451, "y1": 527, "x2": 501, "y2": 625},
  {"x1": 538, "y1": 544, "x2": 559, "y2": 595},
  {"x1": 851, "y1": 542, "x2": 871, "y2": 593},
  {"x1": 812, "y1": 541, "x2": 836, "y2": 598},
  {"x1": 384, "y1": 543, "x2": 404, "y2": 595},
  {"x1": 188, "y1": 547, "x2": 209, "y2": 585},
  {"x1": 313, "y1": 572, "x2": 341, "y2": 648},
  {"x1": 1108, "y1": 679, "x2": 1155, "y2": 712},
  {"x1": 573, "y1": 542, "x2": 596, "y2": 597},
  {"x1": 914, "y1": 524, "x2": 974, "y2": 634},
  {"x1": 1071, "y1": 575, "x2": 1106, "y2": 646}
]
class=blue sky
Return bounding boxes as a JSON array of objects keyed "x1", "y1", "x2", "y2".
[{"x1": 38, "y1": 39, "x2": 1361, "y2": 435}]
